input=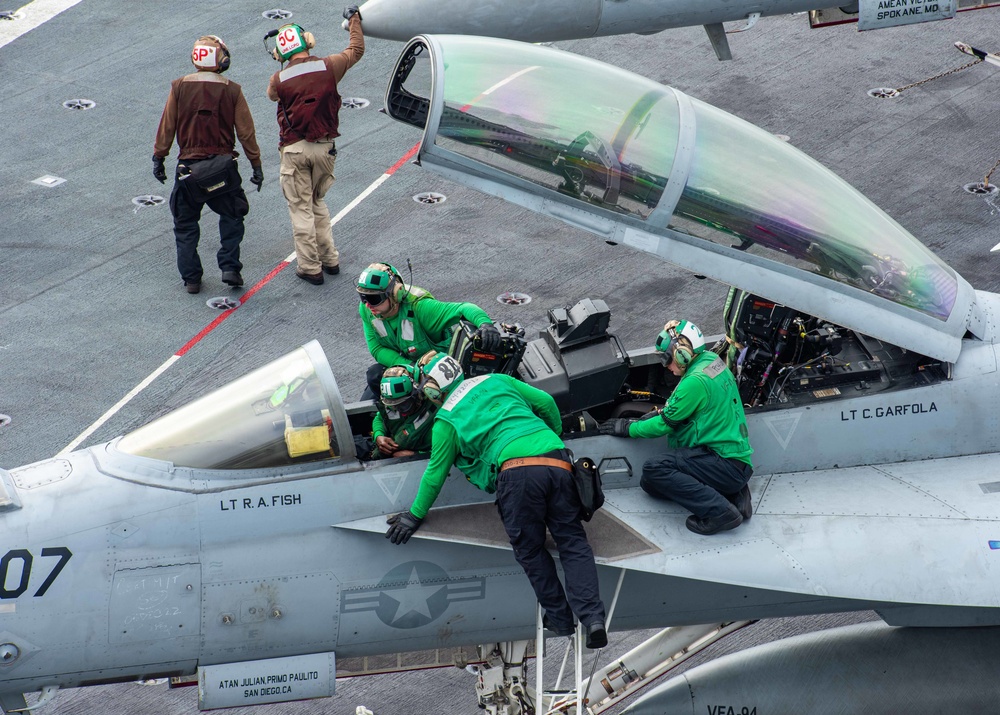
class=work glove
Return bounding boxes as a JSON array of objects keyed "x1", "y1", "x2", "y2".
[
  {"x1": 250, "y1": 165, "x2": 264, "y2": 192},
  {"x1": 598, "y1": 418, "x2": 634, "y2": 438},
  {"x1": 385, "y1": 510, "x2": 422, "y2": 545},
  {"x1": 152, "y1": 155, "x2": 167, "y2": 184},
  {"x1": 343, "y1": 5, "x2": 361, "y2": 21},
  {"x1": 475, "y1": 323, "x2": 502, "y2": 353}
]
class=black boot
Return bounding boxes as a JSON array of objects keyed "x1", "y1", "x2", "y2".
[
  {"x1": 542, "y1": 614, "x2": 574, "y2": 637},
  {"x1": 686, "y1": 504, "x2": 743, "y2": 535},
  {"x1": 585, "y1": 621, "x2": 608, "y2": 649},
  {"x1": 726, "y1": 484, "x2": 752, "y2": 521}
]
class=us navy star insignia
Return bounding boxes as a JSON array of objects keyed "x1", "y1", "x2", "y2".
[{"x1": 341, "y1": 561, "x2": 487, "y2": 629}]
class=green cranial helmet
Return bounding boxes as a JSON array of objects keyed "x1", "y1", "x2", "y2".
[
  {"x1": 419, "y1": 352, "x2": 464, "y2": 404},
  {"x1": 357, "y1": 263, "x2": 400, "y2": 297},
  {"x1": 654, "y1": 319, "x2": 705, "y2": 355},
  {"x1": 379, "y1": 365, "x2": 415, "y2": 406},
  {"x1": 674, "y1": 320, "x2": 705, "y2": 354},
  {"x1": 274, "y1": 24, "x2": 309, "y2": 61}
]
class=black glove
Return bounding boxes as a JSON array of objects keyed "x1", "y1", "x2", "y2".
[
  {"x1": 475, "y1": 323, "x2": 502, "y2": 353},
  {"x1": 343, "y1": 5, "x2": 361, "y2": 21},
  {"x1": 152, "y1": 155, "x2": 167, "y2": 184},
  {"x1": 598, "y1": 418, "x2": 633, "y2": 437},
  {"x1": 250, "y1": 165, "x2": 264, "y2": 192},
  {"x1": 385, "y1": 510, "x2": 422, "y2": 545}
]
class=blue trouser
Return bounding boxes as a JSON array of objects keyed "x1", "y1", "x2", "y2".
[
  {"x1": 169, "y1": 174, "x2": 248, "y2": 283},
  {"x1": 640, "y1": 446, "x2": 752, "y2": 519},
  {"x1": 495, "y1": 454, "x2": 606, "y2": 629}
]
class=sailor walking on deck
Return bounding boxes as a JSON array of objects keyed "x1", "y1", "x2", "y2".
[
  {"x1": 266, "y1": 8, "x2": 364, "y2": 285},
  {"x1": 153, "y1": 35, "x2": 263, "y2": 294}
]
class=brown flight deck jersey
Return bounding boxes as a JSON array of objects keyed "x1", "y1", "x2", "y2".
[
  {"x1": 154, "y1": 72, "x2": 261, "y2": 166},
  {"x1": 266, "y1": 15, "x2": 365, "y2": 148}
]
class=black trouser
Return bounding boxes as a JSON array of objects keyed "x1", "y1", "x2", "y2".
[
  {"x1": 640, "y1": 446, "x2": 752, "y2": 519},
  {"x1": 361, "y1": 363, "x2": 384, "y2": 401},
  {"x1": 169, "y1": 173, "x2": 248, "y2": 283},
  {"x1": 495, "y1": 452, "x2": 606, "y2": 629}
]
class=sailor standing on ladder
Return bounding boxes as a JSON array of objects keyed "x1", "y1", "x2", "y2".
[{"x1": 385, "y1": 352, "x2": 609, "y2": 649}]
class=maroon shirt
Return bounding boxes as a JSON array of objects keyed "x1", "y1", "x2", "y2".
[{"x1": 266, "y1": 15, "x2": 365, "y2": 148}]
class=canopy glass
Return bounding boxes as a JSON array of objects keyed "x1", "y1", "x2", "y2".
[
  {"x1": 424, "y1": 36, "x2": 956, "y2": 320},
  {"x1": 118, "y1": 344, "x2": 344, "y2": 469}
]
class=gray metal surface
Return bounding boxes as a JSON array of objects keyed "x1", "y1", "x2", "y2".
[
  {"x1": 624, "y1": 620, "x2": 1000, "y2": 714},
  {"x1": 3, "y1": 1, "x2": 1000, "y2": 713},
  {"x1": 358, "y1": 0, "x2": 845, "y2": 43},
  {"x1": 390, "y1": 502, "x2": 662, "y2": 561}
]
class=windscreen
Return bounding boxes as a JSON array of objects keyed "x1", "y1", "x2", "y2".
[{"x1": 118, "y1": 346, "x2": 342, "y2": 470}]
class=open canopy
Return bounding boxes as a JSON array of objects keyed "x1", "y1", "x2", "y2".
[{"x1": 385, "y1": 35, "x2": 980, "y2": 362}]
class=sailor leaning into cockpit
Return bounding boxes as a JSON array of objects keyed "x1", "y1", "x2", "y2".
[
  {"x1": 600, "y1": 320, "x2": 754, "y2": 535},
  {"x1": 384, "y1": 352, "x2": 609, "y2": 649}
]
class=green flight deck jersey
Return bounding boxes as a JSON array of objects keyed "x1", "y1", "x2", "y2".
[
  {"x1": 629, "y1": 351, "x2": 753, "y2": 466},
  {"x1": 408, "y1": 374, "x2": 564, "y2": 519},
  {"x1": 371, "y1": 400, "x2": 436, "y2": 453},
  {"x1": 358, "y1": 287, "x2": 492, "y2": 368}
]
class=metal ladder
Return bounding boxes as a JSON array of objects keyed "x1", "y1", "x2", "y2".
[{"x1": 474, "y1": 569, "x2": 752, "y2": 715}]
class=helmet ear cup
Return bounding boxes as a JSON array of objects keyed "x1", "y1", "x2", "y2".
[
  {"x1": 385, "y1": 265, "x2": 402, "y2": 301},
  {"x1": 673, "y1": 342, "x2": 693, "y2": 369},
  {"x1": 303, "y1": 31, "x2": 316, "y2": 49},
  {"x1": 422, "y1": 381, "x2": 443, "y2": 404}
]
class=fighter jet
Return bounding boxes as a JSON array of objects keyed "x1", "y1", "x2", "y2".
[
  {"x1": 3, "y1": 34, "x2": 1000, "y2": 715},
  {"x1": 353, "y1": 0, "x2": 833, "y2": 59},
  {"x1": 353, "y1": 0, "x2": 997, "y2": 60}
]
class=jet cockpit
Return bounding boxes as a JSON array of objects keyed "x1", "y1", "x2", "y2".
[{"x1": 96, "y1": 343, "x2": 357, "y2": 489}]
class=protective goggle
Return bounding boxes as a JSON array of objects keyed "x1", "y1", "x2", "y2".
[
  {"x1": 385, "y1": 394, "x2": 420, "y2": 416},
  {"x1": 654, "y1": 329, "x2": 675, "y2": 366},
  {"x1": 359, "y1": 291, "x2": 390, "y2": 306}
]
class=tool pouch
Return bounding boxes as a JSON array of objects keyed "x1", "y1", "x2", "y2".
[
  {"x1": 571, "y1": 456, "x2": 604, "y2": 521},
  {"x1": 179, "y1": 155, "x2": 240, "y2": 202}
]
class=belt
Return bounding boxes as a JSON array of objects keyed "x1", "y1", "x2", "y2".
[{"x1": 500, "y1": 456, "x2": 573, "y2": 473}]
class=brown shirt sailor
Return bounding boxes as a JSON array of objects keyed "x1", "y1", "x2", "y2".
[{"x1": 266, "y1": 14, "x2": 365, "y2": 148}]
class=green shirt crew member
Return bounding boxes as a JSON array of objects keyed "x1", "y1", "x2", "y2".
[
  {"x1": 385, "y1": 353, "x2": 608, "y2": 649},
  {"x1": 600, "y1": 320, "x2": 754, "y2": 536},
  {"x1": 370, "y1": 365, "x2": 435, "y2": 458},
  {"x1": 356, "y1": 263, "x2": 502, "y2": 397}
]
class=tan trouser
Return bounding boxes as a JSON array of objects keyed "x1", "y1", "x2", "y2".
[{"x1": 279, "y1": 139, "x2": 339, "y2": 274}]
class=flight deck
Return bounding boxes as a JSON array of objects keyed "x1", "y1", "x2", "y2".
[{"x1": 2, "y1": 1, "x2": 1000, "y2": 713}]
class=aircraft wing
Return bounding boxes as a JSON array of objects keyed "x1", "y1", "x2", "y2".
[{"x1": 339, "y1": 450, "x2": 1000, "y2": 624}]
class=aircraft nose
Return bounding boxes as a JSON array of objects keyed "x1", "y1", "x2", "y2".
[{"x1": 352, "y1": 0, "x2": 603, "y2": 43}]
